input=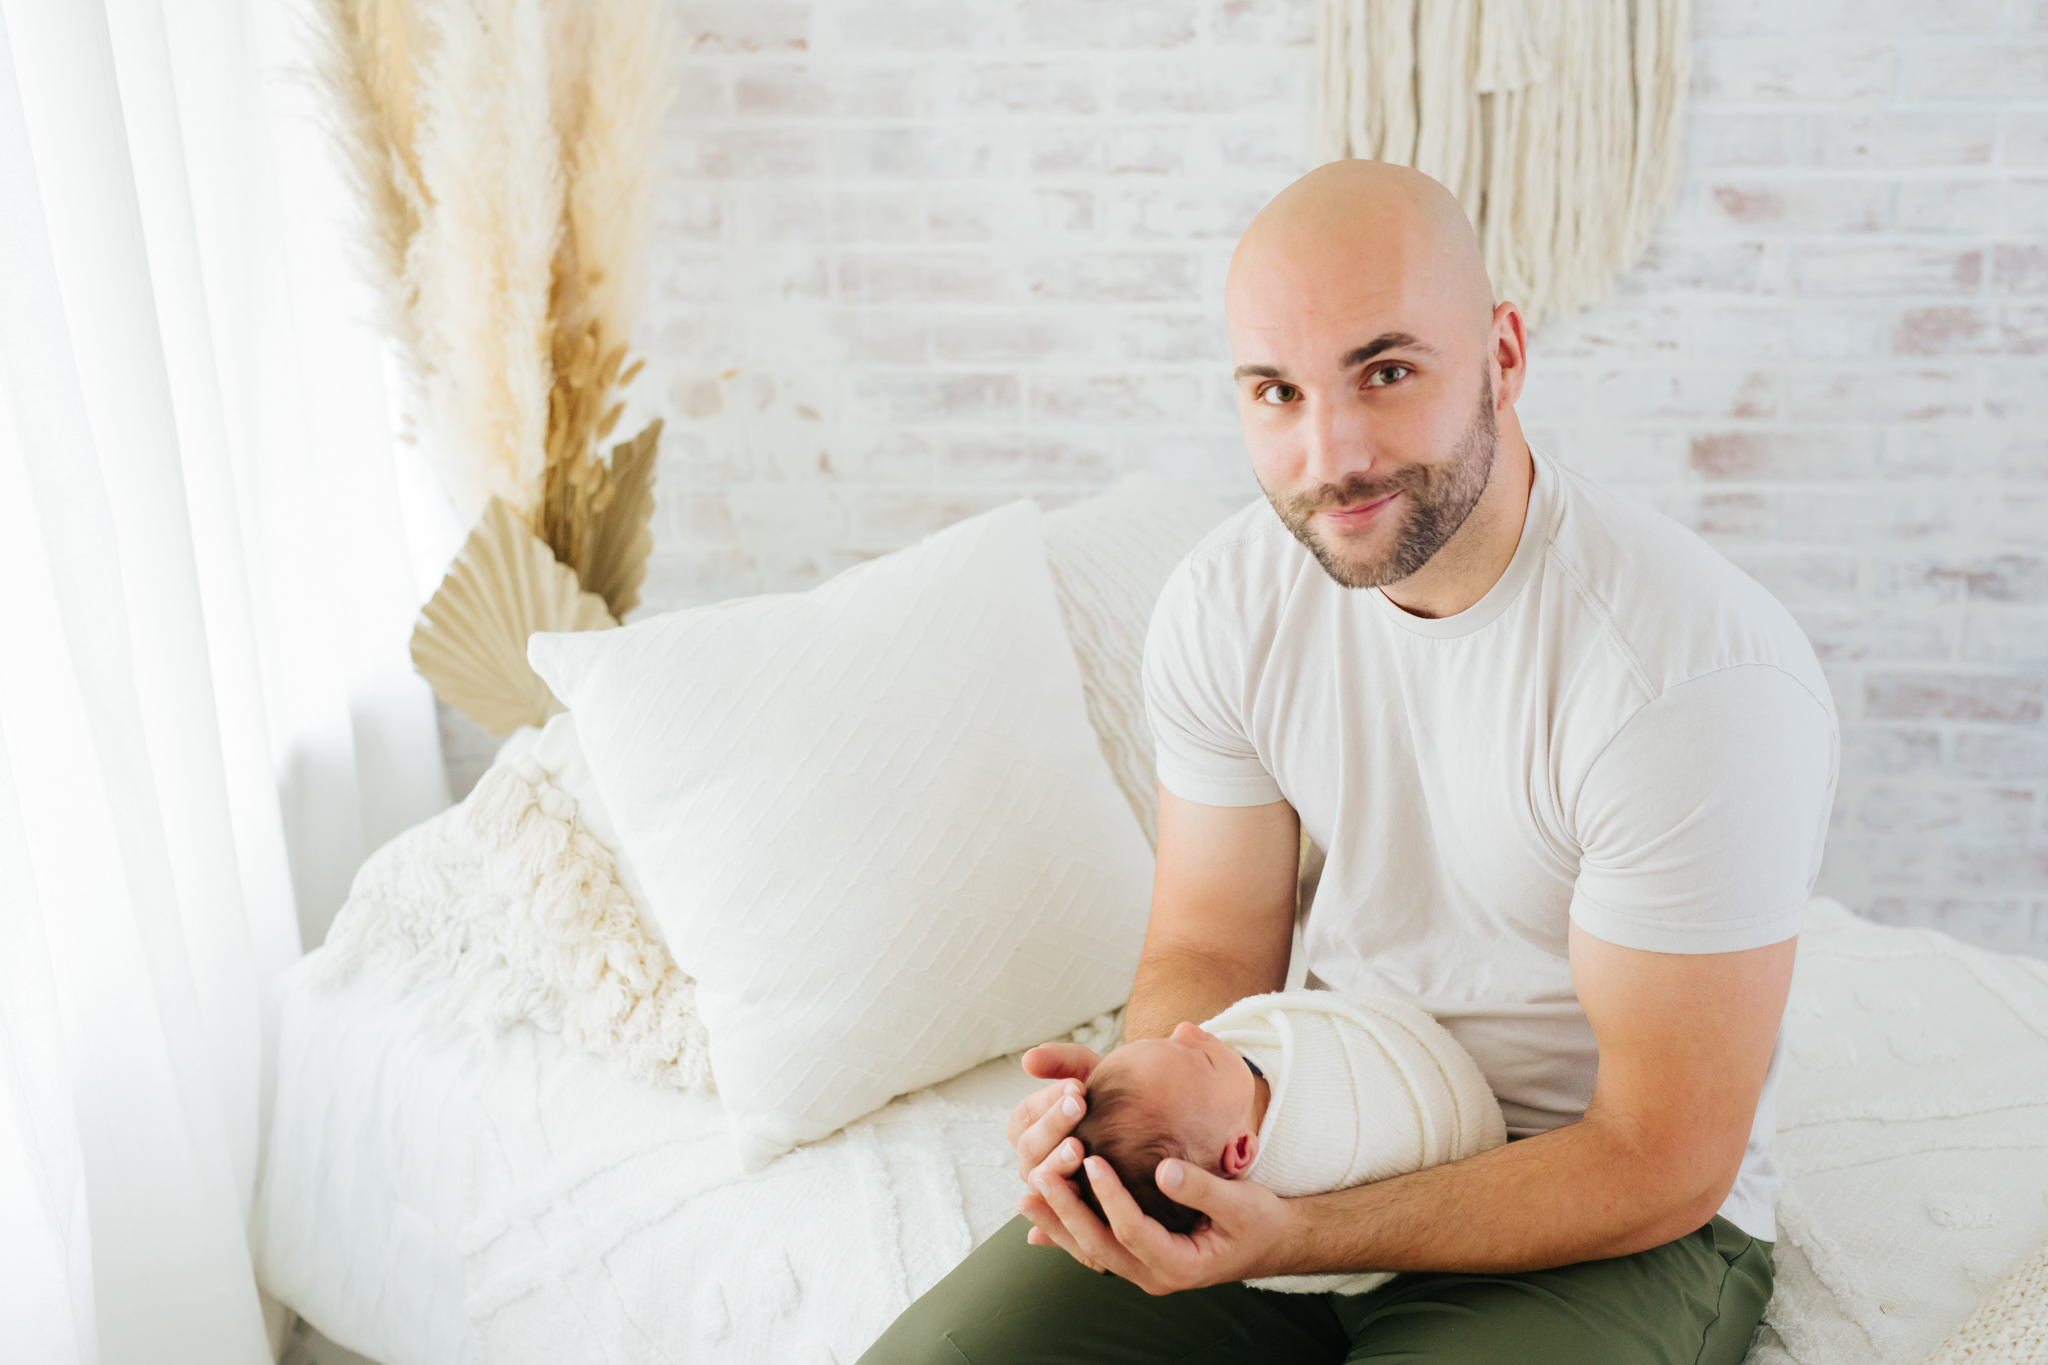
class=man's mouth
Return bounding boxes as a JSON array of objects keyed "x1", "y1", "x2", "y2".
[{"x1": 1322, "y1": 492, "x2": 1399, "y2": 528}]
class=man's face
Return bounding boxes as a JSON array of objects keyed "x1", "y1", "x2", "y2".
[{"x1": 1228, "y1": 265, "x2": 1503, "y2": 591}]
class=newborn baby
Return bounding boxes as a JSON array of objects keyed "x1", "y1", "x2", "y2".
[{"x1": 1072, "y1": 988, "x2": 1507, "y2": 1294}]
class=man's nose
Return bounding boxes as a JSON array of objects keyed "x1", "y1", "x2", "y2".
[{"x1": 1300, "y1": 392, "x2": 1366, "y2": 488}]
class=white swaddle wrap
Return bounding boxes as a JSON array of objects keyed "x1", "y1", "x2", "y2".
[{"x1": 1203, "y1": 989, "x2": 1509, "y2": 1295}]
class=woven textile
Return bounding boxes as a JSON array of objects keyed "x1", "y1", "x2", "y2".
[
  {"x1": 1764, "y1": 901, "x2": 2048, "y2": 1364},
  {"x1": 1316, "y1": 0, "x2": 1689, "y2": 325}
]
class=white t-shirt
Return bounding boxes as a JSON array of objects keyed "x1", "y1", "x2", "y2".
[{"x1": 1142, "y1": 446, "x2": 1838, "y2": 1242}]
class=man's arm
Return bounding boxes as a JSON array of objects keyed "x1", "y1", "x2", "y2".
[
  {"x1": 1273, "y1": 922, "x2": 1794, "y2": 1270},
  {"x1": 1022, "y1": 920, "x2": 1796, "y2": 1290},
  {"x1": 1122, "y1": 787, "x2": 1299, "y2": 1040}
]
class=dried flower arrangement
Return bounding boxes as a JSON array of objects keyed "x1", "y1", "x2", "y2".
[{"x1": 312, "y1": 0, "x2": 672, "y2": 734}]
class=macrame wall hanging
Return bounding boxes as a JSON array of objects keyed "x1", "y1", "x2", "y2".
[
  {"x1": 312, "y1": 0, "x2": 673, "y2": 735},
  {"x1": 1317, "y1": 0, "x2": 1690, "y2": 327}
]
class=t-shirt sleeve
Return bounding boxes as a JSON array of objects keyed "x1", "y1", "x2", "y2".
[
  {"x1": 1141, "y1": 559, "x2": 1285, "y2": 807},
  {"x1": 1569, "y1": 664, "x2": 1839, "y2": 954}
]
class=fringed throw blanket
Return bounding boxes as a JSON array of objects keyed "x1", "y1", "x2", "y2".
[{"x1": 316, "y1": 752, "x2": 714, "y2": 1091}]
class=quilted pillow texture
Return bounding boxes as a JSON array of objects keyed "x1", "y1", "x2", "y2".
[
  {"x1": 508, "y1": 469, "x2": 1233, "y2": 885},
  {"x1": 1039, "y1": 471, "x2": 1234, "y2": 848},
  {"x1": 528, "y1": 500, "x2": 1155, "y2": 1169}
]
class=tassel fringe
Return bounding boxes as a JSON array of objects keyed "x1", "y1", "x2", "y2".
[
  {"x1": 1317, "y1": 0, "x2": 1689, "y2": 327},
  {"x1": 314, "y1": 756, "x2": 713, "y2": 1093}
]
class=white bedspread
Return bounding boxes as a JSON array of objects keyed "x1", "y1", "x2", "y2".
[
  {"x1": 254, "y1": 960, "x2": 1045, "y2": 1365},
  {"x1": 255, "y1": 965, "x2": 475, "y2": 1365},
  {"x1": 255, "y1": 900, "x2": 2048, "y2": 1365}
]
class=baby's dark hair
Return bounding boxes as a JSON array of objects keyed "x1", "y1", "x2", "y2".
[{"x1": 1071, "y1": 1064, "x2": 1207, "y2": 1234}]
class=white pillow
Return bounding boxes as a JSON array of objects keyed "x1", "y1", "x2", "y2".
[
  {"x1": 1040, "y1": 472, "x2": 1233, "y2": 848},
  {"x1": 528, "y1": 500, "x2": 1155, "y2": 1169},
  {"x1": 501, "y1": 472, "x2": 1232, "y2": 933}
]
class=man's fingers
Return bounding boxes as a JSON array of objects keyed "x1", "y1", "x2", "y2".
[
  {"x1": 1016, "y1": 1136, "x2": 1090, "y2": 1258},
  {"x1": 1013, "y1": 1085, "x2": 1086, "y2": 1180},
  {"x1": 1016, "y1": 1182, "x2": 1103, "y2": 1272},
  {"x1": 1030, "y1": 1154, "x2": 1149, "y2": 1284},
  {"x1": 1004, "y1": 1043, "x2": 1095, "y2": 1155},
  {"x1": 1020, "y1": 1043, "x2": 1099, "y2": 1083},
  {"x1": 1152, "y1": 1157, "x2": 1239, "y2": 1219},
  {"x1": 1004, "y1": 1080, "x2": 1062, "y2": 1148},
  {"x1": 1083, "y1": 1156, "x2": 1186, "y2": 1269},
  {"x1": 1035, "y1": 1134, "x2": 1085, "y2": 1182}
]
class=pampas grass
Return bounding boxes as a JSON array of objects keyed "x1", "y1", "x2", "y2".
[
  {"x1": 535, "y1": 0, "x2": 668, "y2": 599},
  {"x1": 310, "y1": 0, "x2": 673, "y2": 730},
  {"x1": 413, "y1": 0, "x2": 562, "y2": 518},
  {"x1": 310, "y1": 0, "x2": 428, "y2": 361},
  {"x1": 309, "y1": 0, "x2": 671, "y2": 542}
]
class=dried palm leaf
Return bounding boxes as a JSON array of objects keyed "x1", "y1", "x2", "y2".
[
  {"x1": 573, "y1": 417, "x2": 661, "y2": 621},
  {"x1": 411, "y1": 497, "x2": 616, "y2": 735}
]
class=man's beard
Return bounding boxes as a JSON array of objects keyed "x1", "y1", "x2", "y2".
[{"x1": 1264, "y1": 370, "x2": 1499, "y2": 591}]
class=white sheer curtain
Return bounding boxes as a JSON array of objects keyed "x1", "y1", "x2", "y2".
[{"x1": 0, "y1": 0, "x2": 449, "y2": 1359}]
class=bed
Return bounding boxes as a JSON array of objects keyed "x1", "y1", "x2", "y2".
[{"x1": 251, "y1": 475, "x2": 2048, "y2": 1365}]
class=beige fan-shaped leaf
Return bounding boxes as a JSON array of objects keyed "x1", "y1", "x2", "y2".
[
  {"x1": 577, "y1": 416, "x2": 661, "y2": 621},
  {"x1": 411, "y1": 496, "x2": 617, "y2": 735}
]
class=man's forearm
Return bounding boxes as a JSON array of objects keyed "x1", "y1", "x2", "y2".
[
  {"x1": 1264, "y1": 1113, "x2": 1731, "y2": 1278},
  {"x1": 1122, "y1": 944, "x2": 1286, "y2": 1043}
]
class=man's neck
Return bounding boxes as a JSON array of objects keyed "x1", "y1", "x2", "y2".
[{"x1": 1378, "y1": 426, "x2": 1535, "y2": 621}]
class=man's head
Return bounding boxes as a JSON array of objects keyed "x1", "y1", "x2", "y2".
[
  {"x1": 1071, "y1": 1022, "x2": 1263, "y2": 1234},
  {"x1": 1226, "y1": 160, "x2": 1529, "y2": 596}
]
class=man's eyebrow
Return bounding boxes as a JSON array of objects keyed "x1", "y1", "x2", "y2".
[
  {"x1": 1340, "y1": 332, "x2": 1436, "y2": 368},
  {"x1": 1232, "y1": 333, "x2": 1437, "y2": 382}
]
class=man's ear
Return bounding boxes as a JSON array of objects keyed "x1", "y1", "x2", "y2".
[
  {"x1": 1490, "y1": 299, "x2": 1528, "y2": 408},
  {"x1": 1220, "y1": 1128, "x2": 1259, "y2": 1178}
]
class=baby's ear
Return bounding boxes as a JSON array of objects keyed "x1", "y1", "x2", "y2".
[{"x1": 1221, "y1": 1129, "x2": 1258, "y2": 1178}]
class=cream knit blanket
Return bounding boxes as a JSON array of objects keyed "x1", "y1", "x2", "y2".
[{"x1": 1204, "y1": 989, "x2": 1508, "y2": 1296}]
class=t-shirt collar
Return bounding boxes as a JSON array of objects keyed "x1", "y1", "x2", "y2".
[{"x1": 1364, "y1": 441, "x2": 1558, "y2": 640}]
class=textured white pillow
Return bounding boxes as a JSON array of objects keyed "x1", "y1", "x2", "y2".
[
  {"x1": 528, "y1": 500, "x2": 1155, "y2": 1169},
  {"x1": 1040, "y1": 471, "x2": 1233, "y2": 848}
]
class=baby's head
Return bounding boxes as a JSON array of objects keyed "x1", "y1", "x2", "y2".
[{"x1": 1072, "y1": 1021, "x2": 1264, "y2": 1234}]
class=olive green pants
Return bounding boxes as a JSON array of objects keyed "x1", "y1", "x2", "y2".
[{"x1": 860, "y1": 1214, "x2": 1772, "y2": 1365}]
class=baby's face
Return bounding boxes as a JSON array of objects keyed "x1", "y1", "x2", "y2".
[{"x1": 1095, "y1": 1020, "x2": 1261, "y2": 1155}]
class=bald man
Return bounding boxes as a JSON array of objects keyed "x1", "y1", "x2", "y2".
[{"x1": 861, "y1": 161, "x2": 1836, "y2": 1364}]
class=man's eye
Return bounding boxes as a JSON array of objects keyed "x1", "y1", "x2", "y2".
[
  {"x1": 1365, "y1": 364, "x2": 1411, "y2": 387},
  {"x1": 1256, "y1": 383, "x2": 1298, "y2": 406}
]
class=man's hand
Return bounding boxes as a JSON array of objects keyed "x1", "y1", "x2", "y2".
[
  {"x1": 1016, "y1": 1149, "x2": 1294, "y2": 1293},
  {"x1": 1005, "y1": 787, "x2": 1301, "y2": 1275},
  {"x1": 1005, "y1": 1043, "x2": 1100, "y2": 1185}
]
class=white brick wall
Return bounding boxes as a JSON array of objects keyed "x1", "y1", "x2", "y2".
[{"x1": 600, "y1": 0, "x2": 2048, "y2": 954}]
